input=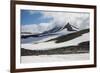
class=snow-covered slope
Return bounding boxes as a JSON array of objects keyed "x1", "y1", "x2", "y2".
[
  {"x1": 21, "y1": 30, "x2": 89, "y2": 50},
  {"x1": 21, "y1": 28, "x2": 77, "y2": 43},
  {"x1": 21, "y1": 23, "x2": 78, "y2": 43}
]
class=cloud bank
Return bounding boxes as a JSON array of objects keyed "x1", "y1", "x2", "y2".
[{"x1": 21, "y1": 11, "x2": 90, "y2": 34}]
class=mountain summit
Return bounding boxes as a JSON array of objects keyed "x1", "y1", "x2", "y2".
[{"x1": 63, "y1": 23, "x2": 78, "y2": 31}]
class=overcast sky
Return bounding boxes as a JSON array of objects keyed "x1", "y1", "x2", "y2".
[{"x1": 21, "y1": 10, "x2": 90, "y2": 34}]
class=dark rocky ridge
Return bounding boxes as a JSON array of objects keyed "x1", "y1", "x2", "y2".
[{"x1": 21, "y1": 41, "x2": 89, "y2": 56}]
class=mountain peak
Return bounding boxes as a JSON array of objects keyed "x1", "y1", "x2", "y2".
[{"x1": 63, "y1": 22, "x2": 78, "y2": 31}]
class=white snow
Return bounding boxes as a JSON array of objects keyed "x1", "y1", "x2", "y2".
[
  {"x1": 21, "y1": 53, "x2": 89, "y2": 63},
  {"x1": 21, "y1": 31, "x2": 90, "y2": 64},
  {"x1": 21, "y1": 33, "x2": 89, "y2": 50},
  {"x1": 21, "y1": 29, "x2": 76, "y2": 43},
  {"x1": 21, "y1": 32, "x2": 89, "y2": 50},
  {"x1": 21, "y1": 34, "x2": 61, "y2": 44}
]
